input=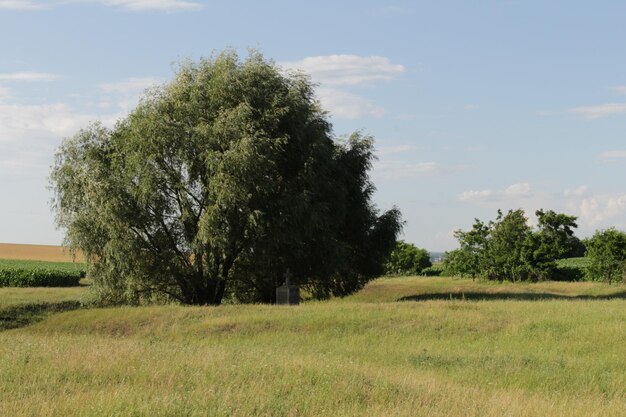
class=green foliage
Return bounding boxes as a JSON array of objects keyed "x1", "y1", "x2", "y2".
[
  {"x1": 448, "y1": 209, "x2": 583, "y2": 282},
  {"x1": 584, "y1": 228, "x2": 626, "y2": 284},
  {"x1": 384, "y1": 241, "x2": 431, "y2": 276},
  {"x1": 50, "y1": 50, "x2": 402, "y2": 305},
  {"x1": 444, "y1": 218, "x2": 489, "y2": 279},
  {"x1": 0, "y1": 260, "x2": 84, "y2": 287}
]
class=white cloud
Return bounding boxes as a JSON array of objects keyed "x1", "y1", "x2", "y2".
[
  {"x1": 281, "y1": 54, "x2": 404, "y2": 120},
  {"x1": 316, "y1": 87, "x2": 384, "y2": 119},
  {"x1": 459, "y1": 189, "x2": 494, "y2": 202},
  {"x1": 0, "y1": 0, "x2": 46, "y2": 10},
  {"x1": 0, "y1": 86, "x2": 11, "y2": 102},
  {"x1": 368, "y1": 6, "x2": 406, "y2": 16},
  {"x1": 600, "y1": 150, "x2": 626, "y2": 159},
  {"x1": 578, "y1": 194, "x2": 626, "y2": 227},
  {"x1": 100, "y1": 0, "x2": 203, "y2": 11},
  {"x1": 281, "y1": 55, "x2": 405, "y2": 86},
  {"x1": 463, "y1": 104, "x2": 478, "y2": 110},
  {"x1": 0, "y1": 72, "x2": 58, "y2": 81},
  {"x1": 98, "y1": 76, "x2": 161, "y2": 114},
  {"x1": 0, "y1": 103, "x2": 95, "y2": 143},
  {"x1": 373, "y1": 160, "x2": 439, "y2": 181},
  {"x1": 564, "y1": 185, "x2": 588, "y2": 198},
  {"x1": 376, "y1": 144, "x2": 419, "y2": 156},
  {"x1": 570, "y1": 103, "x2": 626, "y2": 119},
  {"x1": 0, "y1": 0, "x2": 204, "y2": 11},
  {"x1": 504, "y1": 182, "x2": 531, "y2": 198},
  {"x1": 459, "y1": 182, "x2": 532, "y2": 202},
  {"x1": 99, "y1": 77, "x2": 161, "y2": 94}
]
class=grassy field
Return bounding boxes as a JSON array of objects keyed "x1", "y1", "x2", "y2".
[{"x1": 0, "y1": 277, "x2": 624, "y2": 416}]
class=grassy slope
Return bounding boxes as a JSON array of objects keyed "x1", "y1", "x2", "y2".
[{"x1": 0, "y1": 278, "x2": 625, "y2": 417}]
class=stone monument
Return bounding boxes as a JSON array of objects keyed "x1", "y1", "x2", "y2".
[{"x1": 276, "y1": 269, "x2": 300, "y2": 305}]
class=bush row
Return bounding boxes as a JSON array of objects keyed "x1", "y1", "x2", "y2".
[{"x1": 0, "y1": 267, "x2": 83, "y2": 287}]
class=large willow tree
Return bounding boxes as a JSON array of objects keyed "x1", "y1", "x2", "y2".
[{"x1": 51, "y1": 51, "x2": 402, "y2": 305}]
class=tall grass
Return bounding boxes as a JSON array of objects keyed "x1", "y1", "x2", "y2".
[{"x1": 0, "y1": 277, "x2": 624, "y2": 416}]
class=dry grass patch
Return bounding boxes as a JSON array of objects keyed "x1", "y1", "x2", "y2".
[{"x1": 348, "y1": 276, "x2": 626, "y2": 303}]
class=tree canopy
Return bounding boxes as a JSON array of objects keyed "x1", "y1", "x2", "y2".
[
  {"x1": 444, "y1": 209, "x2": 581, "y2": 282},
  {"x1": 584, "y1": 228, "x2": 626, "y2": 284},
  {"x1": 384, "y1": 241, "x2": 432, "y2": 276},
  {"x1": 51, "y1": 50, "x2": 402, "y2": 305}
]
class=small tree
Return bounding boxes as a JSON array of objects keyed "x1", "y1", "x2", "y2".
[
  {"x1": 483, "y1": 209, "x2": 531, "y2": 282},
  {"x1": 51, "y1": 50, "x2": 402, "y2": 305},
  {"x1": 447, "y1": 208, "x2": 581, "y2": 282},
  {"x1": 584, "y1": 228, "x2": 626, "y2": 284},
  {"x1": 444, "y1": 218, "x2": 489, "y2": 279},
  {"x1": 521, "y1": 209, "x2": 580, "y2": 280},
  {"x1": 385, "y1": 241, "x2": 432, "y2": 276}
]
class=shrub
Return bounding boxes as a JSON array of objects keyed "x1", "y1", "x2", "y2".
[
  {"x1": 584, "y1": 229, "x2": 626, "y2": 284},
  {"x1": 385, "y1": 241, "x2": 432, "y2": 276}
]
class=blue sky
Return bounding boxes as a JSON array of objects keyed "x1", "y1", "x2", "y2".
[{"x1": 2, "y1": 0, "x2": 626, "y2": 251}]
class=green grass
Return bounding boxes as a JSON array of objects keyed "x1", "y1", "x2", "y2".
[
  {"x1": 0, "y1": 286, "x2": 89, "y2": 307},
  {"x1": 0, "y1": 277, "x2": 625, "y2": 416}
]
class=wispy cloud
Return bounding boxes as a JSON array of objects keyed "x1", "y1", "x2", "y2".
[
  {"x1": 570, "y1": 103, "x2": 626, "y2": 119},
  {"x1": 373, "y1": 161, "x2": 440, "y2": 181},
  {"x1": 281, "y1": 55, "x2": 404, "y2": 120},
  {"x1": 0, "y1": 0, "x2": 204, "y2": 11},
  {"x1": 600, "y1": 150, "x2": 626, "y2": 160},
  {"x1": 97, "y1": 76, "x2": 162, "y2": 114},
  {"x1": 99, "y1": 77, "x2": 161, "y2": 93},
  {"x1": 316, "y1": 87, "x2": 384, "y2": 119},
  {"x1": 99, "y1": 0, "x2": 204, "y2": 11},
  {"x1": 0, "y1": 103, "x2": 96, "y2": 143},
  {"x1": 376, "y1": 144, "x2": 419, "y2": 156},
  {"x1": 459, "y1": 182, "x2": 532, "y2": 202},
  {"x1": 0, "y1": 72, "x2": 58, "y2": 81},
  {"x1": 282, "y1": 55, "x2": 405, "y2": 86},
  {"x1": 564, "y1": 185, "x2": 588, "y2": 198},
  {"x1": 459, "y1": 189, "x2": 494, "y2": 202},
  {"x1": 0, "y1": 0, "x2": 47, "y2": 10},
  {"x1": 367, "y1": 5, "x2": 407, "y2": 17}
]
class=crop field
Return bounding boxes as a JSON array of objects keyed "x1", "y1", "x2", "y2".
[
  {"x1": 0, "y1": 259, "x2": 86, "y2": 288},
  {"x1": 0, "y1": 277, "x2": 624, "y2": 416},
  {"x1": 0, "y1": 243, "x2": 83, "y2": 263}
]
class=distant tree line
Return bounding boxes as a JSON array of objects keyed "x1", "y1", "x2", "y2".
[{"x1": 443, "y1": 209, "x2": 626, "y2": 284}]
